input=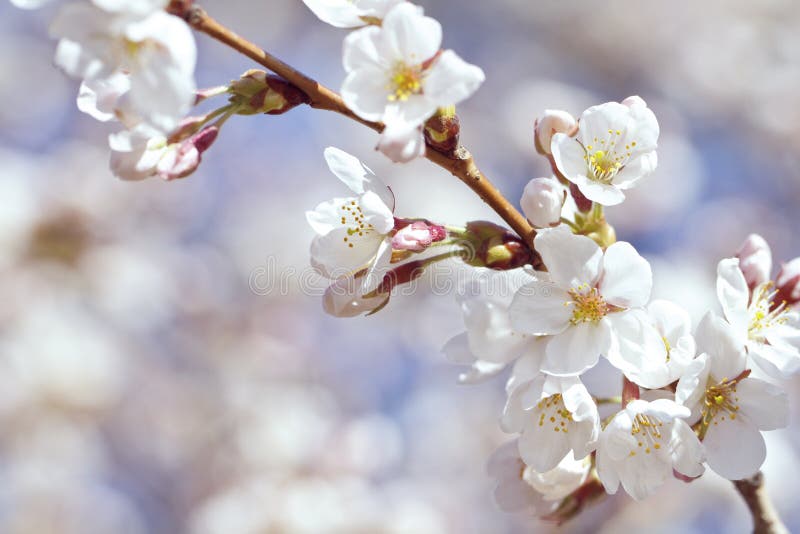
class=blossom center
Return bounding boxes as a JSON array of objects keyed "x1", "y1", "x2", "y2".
[
  {"x1": 387, "y1": 62, "x2": 423, "y2": 101},
  {"x1": 582, "y1": 131, "x2": 637, "y2": 184},
  {"x1": 748, "y1": 282, "x2": 789, "y2": 341},
  {"x1": 698, "y1": 370, "x2": 749, "y2": 439},
  {"x1": 534, "y1": 394, "x2": 574, "y2": 434},
  {"x1": 339, "y1": 200, "x2": 376, "y2": 249},
  {"x1": 628, "y1": 414, "x2": 665, "y2": 456},
  {"x1": 567, "y1": 284, "x2": 608, "y2": 325}
]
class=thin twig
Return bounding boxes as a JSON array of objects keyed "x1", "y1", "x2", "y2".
[
  {"x1": 183, "y1": 5, "x2": 536, "y2": 246},
  {"x1": 733, "y1": 472, "x2": 789, "y2": 534}
]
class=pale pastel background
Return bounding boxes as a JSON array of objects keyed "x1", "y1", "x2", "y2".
[{"x1": 0, "y1": 1, "x2": 798, "y2": 532}]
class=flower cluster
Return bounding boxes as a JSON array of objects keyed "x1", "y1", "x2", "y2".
[{"x1": 304, "y1": 0, "x2": 485, "y2": 162}]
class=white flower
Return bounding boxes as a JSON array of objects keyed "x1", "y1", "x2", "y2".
[
  {"x1": 534, "y1": 109, "x2": 577, "y2": 155},
  {"x1": 376, "y1": 119, "x2": 426, "y2": 163},
  {"x1": 736, "y1": 234, "x2": 772, "y2": 289},
  {"x1": 596, "y1": 398, "x2": 704, "y2": 500},
  {"x1": 306, "y1": 148, "x2": 396, "y2": 293},
  {"x1": 509, "y1": 225, "x2": 654, "y2": 376},
  {"x1": 302, "y1": 0, "x2": 403, "y2": 28},
  {"x1": 487, "y1": 441, "x2": 589, "y2": 516},
  {"x1": 341, "y1": 3, "x2": 484, "y2": 127},
  {"x1": 442, "y1": 269, "x2": 540, "y2": 384},
  {"x1": 551, "y1": 96, "x2": 659, "y2": 206},
  {"x1": 520, "y1": 176, "x2": 564, "y2": 229},
  {"x1": 676, "y1": 313, "x2": 788, "y2": 480},
  {"x1": 502, "y1": 373, "x2": 600, "y2": 473},
  {"x1": 50, "y1": 3, "x2": 196, "y2": 132},
  {"x1": 76, "y1": 71, "x2": 132, "y2": 123},
  {"x1": 607, "y1": 300, "x2": 696, "y2": 389},
  {"x1": 717, "y1": 257, "x2": 800, "y2": 377}
]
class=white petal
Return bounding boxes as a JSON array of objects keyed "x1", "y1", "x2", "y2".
[
  {"x1": 361, "y1": 237, "x2": 392, "y2": 293},
  {"x1": 341, "y1": 67, "x2": 391, "y2": 122},
  {"x1": 310, "y1": 227, "x2": 384, "y2": 278},
  {"x1": 381, "y1": 3, "x2": 441, "y2": 65},
  {"x1": 508, "y1": 282, "x2": 572, "y2": 335},
  {"x1": 572, "y1": 174, "x2": 627, "y2": 206},
  {"x1": 306, "y1": 197, "x2": 354, "y2": 235},
  {"x1": 716, "y1": 258, "x2": 750, "y2": 334},
  {"x1": 377, "y1": 122, "x2": 425, "y2": 163},
  {"x1": 674, "y1": 354, "x2": 710, "y2": 422},
  {"x1": 542, "y1": 320, "x2": 610, "y2": 376},
  {"x1": 357, "y1": 190, "x2": 395, "y2": 234},
  {"x1": 735, "y1": 378, "x2": 788, "y2": 431},
  {"x1": 612, "y1": 151, "x2": 657, "y2": 189},
  {"x1": 303, "y1": 0, "x2": 367, "y2": 28},
  {"x1": 550, "y1": 133, "x2": 587, "y2": 185},
  {"x1": 671, "y1": 419, "x2": 705, "y2": 478},
  {"x1": 704, "y1": 416, "x2": 765, "y2": 480},
  {"x1": 599, "y1": 242, "x2": 652, "y2": 308},
  {"x1": 534, "y1": 225, "x2": 602, "y2": 289},
  {"x1": 519, "y1": 418, "x2": 571, "y2": 473},
  {"x1": 694, "y1": 312, "x2": 746, "y2": 378},
  {"x1": 424, "y1": 50, "x2": 485, "y2": 107}
]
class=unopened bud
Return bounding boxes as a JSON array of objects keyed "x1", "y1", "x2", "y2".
[
  {"x1": 534, "y1": 109, "x2": 577, "y2": 155},
  {"x1": 424, "y1": 106, "x2": 460, "y2": 153},
  {"x1": 775, "y1": 257, "x2": 800, "y2": 308},
  {"x1": 229, "y1": 70, "x2": 309, "y2": 115},
  {"x1": 736, "y1": 234, "x2": 772, "y2": 290},
  {"x1": 157, "y1": 126, "x2": 218, "y2": 181},
  {"x1": 520, "y1": 177, "x2": 564, "y2": 228},
  {"x1": 391, "y1": 220, "x2": 446, "y2": 252},
  {"x1": 166, "y1": 0, "x2": 194, "y2": 17},
  {"x1": 377, "y1": 122, "x2": 425, "y2": 163},
  {"x1": 464, "y1": 221, "x2": 538, "y2": 270}
]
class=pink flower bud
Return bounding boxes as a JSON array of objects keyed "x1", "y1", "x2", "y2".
[
  {"x1": 775, "y1": 257, "x2": 800, "y2": 308},
  {"x1": 534, "y1": 109, "x2": 577, "y2": 155},
  {"x1": 157, "y1": 126, "x2": 218, "y2": 181},
  {"x1": 391, "y1": 221, "x2": 442, "y2": 252},
  {"x1": 736, "y1": 234, "x2": 772, "y2": 289},
  {"x1": 520, "y1": 177, "x2": 563, "y2": 228}
]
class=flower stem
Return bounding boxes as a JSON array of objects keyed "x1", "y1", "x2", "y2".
[
  {"x1": 733, "y1": 472, "x2": 789, "y2": 534},
  {"x1": 180, "y1": 5, "x2": 537, "y2": 248}
]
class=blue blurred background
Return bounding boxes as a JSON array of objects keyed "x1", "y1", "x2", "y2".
[{"x1": 0, "y1": 1, "x2": 798, "y2": 532}]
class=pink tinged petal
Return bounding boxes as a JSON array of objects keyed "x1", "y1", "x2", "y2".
[
  {"x1": 550, "y1": 133, "x2": 588, "y2": 185},
  {"x1": 694, "y1": 312, "x2": 747, "y2": 379},
  {"x1": 671, "y1": 419, "x2": 705, "y2": 478},
  {"x1": 573, "y1": 174, "x2": 627, "y2": 206},
  {"x1": 599, "y1": 241, "x2": 652, "y2": 308},
  {"x1": 611, "y1": 150, "x2": 657, "y2": 189},
  {"x1": 424, "y1": 50, "x2": 485, "y2": 107},
  {"x1": 716, "y1": 258, "x2": 751, "y2": 335},
  {"x1": 736, "y1": 234, "x2": 772, "y2": 289},
  {"x1": 703, "y1": 416, "x2": 765, "y2": 480},
  {"x1": 381, "y1": 3, "x2": 441, "y2": 65},
  {"x1": 542, "y1": 320, "x2": 610, "y2": 376},
  {"x1": 533, "y1": 225, "x2": 602, "y2": 288},
  {"x1": 735, "y1": 378, "x2": 788, "y2": 431},
  {"x1": 341, "y1": 67, "x2": 391, "y2": 122},
  {"x1": 508, "y1": 282, "x2": 572, "y2": 335},
  {"x1": 536, "y1": 110, "x2": 577, "y2": 155}
]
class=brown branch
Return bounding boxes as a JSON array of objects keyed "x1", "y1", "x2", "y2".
[
  {"x1": 182, "y1": 5, "x2": 536, "y2": 246},
  {"x1": 733, "y1": 472, "x2": 789, "y2": 534}
]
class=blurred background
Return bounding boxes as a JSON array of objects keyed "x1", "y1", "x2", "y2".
[{"x1": 0, "y1": 0, "x2": 798, "y2": 532}]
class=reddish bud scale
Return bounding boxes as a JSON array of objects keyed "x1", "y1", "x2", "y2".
[
  {"x1": 424, "y1": 113, "x2": 460, "y2": 153},
  {"x1": 621, "y1": 376, "x2": 640, "y2": 408},
  {"x1": 569, "y1": 182, "x2": 593, "y2": 213},
  {"x1": 464, "y1": 221, "x2": 540, "y2": 270},
  {"x1": 166, "y1": 0, "x2": 194, "y2": 18},
  {"x1": 263, "y1": 76, "x2": 310, "y2": 113}
]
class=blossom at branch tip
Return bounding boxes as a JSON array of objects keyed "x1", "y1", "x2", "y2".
[
  {"x1": 302, "y1": 0, "x2": 404, "y2": 28},
  {"x1": 109, "y1": 123, "x2": 217, "y2": 181},
  {"x1": 50, "y1": 1, "x2": 196, "y2": 132},
  {"x1": 509, "y1": 225, "x2": 655, "y2": 376},
  {"x1": 487, "y1": 440, "x2": 589, "y2": 517},
  {"x1": 502, "y1": 372, "x2": 600, "y2": 473},
  {"x1": 595, "y1": 398, "x2": 704, "y2": 500},
  {"x1": 443, "y1": 269, "x2": 540, "y2": 384},
  {"x1": 306, "y1": 148, "x2": 396, "y2": 293},
  {"x1": 607, "y1": 300, "x2": 696, "y2": 389},
  {"x1": 717, "y1": 257, "x2": 800, "y2": 377},
  {"x1": 551, "y1": 96, "x2": 659, "y2": 206},
  {"x1": 676, "y1": 313, "x2": 788, "y2": 480},
  {"x1": 520, "y1": 176, "x2": 564, "y2": 229},
  {"x1": 341, "y1": 2, "x2": 484, "y2": 160}
]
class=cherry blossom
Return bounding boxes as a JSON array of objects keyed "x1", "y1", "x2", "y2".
[
  {"x1": 502, "y1": 372, "x2": 600, "y2": 473},
  {"x1": 509, "y1": 225, "x2": 654, "y2": 376},
  {"x1": 49, "y1": 2, "x2": 196, "y2": 132},
  {"x1": 736, "y1": 234, "x2": 772, "y2": 290},
  {"x1": 676, "y1": 313, "x2": 788, "y2": 480},
  {"x1": 341, "y1": 3, "x2": 484, "y2": 157},
  {"x1": 717, "y1": 257, "x2": 800, "y2": 377},
  {"x1": 595, "y1": 398, "x2": 704, "y2": 500},
  {"x1": 534, "y1": 109, "x2": 577, "y2": 155},
  {"x1": 302, "y1": 0, "x2": 403, "y2": 28},
  {"x1": 306, "y1": 148, "x2": 396, "y2": 293},
  {"x1": 551, "y1": 96, "x2": 659, "y2": 206}
]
